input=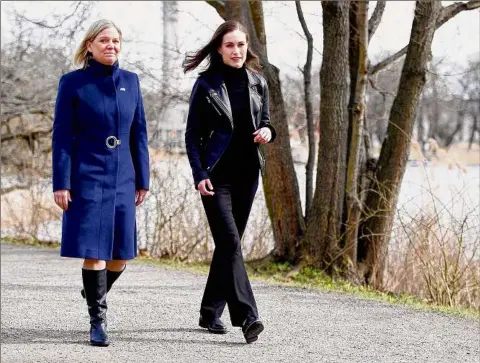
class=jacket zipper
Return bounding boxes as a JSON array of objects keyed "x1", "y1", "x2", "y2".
[{"x1": 203, "y1": 130, "x2": 214, "y2": 151}]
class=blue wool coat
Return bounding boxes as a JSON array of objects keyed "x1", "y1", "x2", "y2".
[{"x1": 52, "y1": 58, "x2": 149, "y2": 260}]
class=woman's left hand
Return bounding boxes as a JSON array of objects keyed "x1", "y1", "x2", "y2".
[
  {"x1": 135, "y1": 189, "x2": 148, "y2": 206},
  {"x1": 253, "y1": 127, "x2": 272, "y2": 144}
]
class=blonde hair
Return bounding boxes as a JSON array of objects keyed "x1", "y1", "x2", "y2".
[{"x1": 73, "y1": 19, "x2": 123, "y2": 68}]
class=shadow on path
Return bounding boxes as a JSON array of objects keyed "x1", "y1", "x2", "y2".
[{"x1": 1, "y1": 327, "x2": 246, "y2": 346}]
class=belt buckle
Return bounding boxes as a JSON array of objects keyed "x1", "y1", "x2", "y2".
[{"x1": 106, "y1": 136, "x2": 121, "y2": 149}]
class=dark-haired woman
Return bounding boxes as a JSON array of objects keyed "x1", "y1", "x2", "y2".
[{"x1": 183, "y1": 20, "x2": 276, "y2": 344}]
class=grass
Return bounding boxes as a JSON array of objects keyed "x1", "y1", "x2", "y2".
[
  {"x1": 2, "y1": 236, "x2": 61, "y2": 249},
  {"x1": 2, "y1": 237, "x2": 479, "y2": 320}
]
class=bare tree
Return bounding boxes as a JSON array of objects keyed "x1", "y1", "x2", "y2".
[
  {"x1": 358, "y1": 0, "x2": 443, "y2": 288},
  {"x1": 344, "y1": 1, "x2": 369, "y2": 269},
  {"x1": 295, "y1": 1, "x2": 315, "y2": 220},
  {"x1": 302, "y1": 0, "x2": 350, "y2": 270}
]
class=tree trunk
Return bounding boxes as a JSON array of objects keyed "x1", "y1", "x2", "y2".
[
  {"x1": 344, "y1": 1, "x2": 368, "y2": 267},
  {"x1": 444, "y1": 107, "x2": 465, "y2": 149},
  {"x1": 358, "y1": 0, "x2": 442, "y2": 288},
  {"x1": 416, "y1": 95, "x2": 426, "y2": 152},
  {"x1": 295, "y1": 1, "x2": 315, "y2": 221},
  {"x1": 428, "y1": 74, "x2": 440, "y2": 143},
  {"x1": 468, "y1": 114, "x2": 478, "y2": 150},
  {"x1": 302, "y1": 1, "x2": 349, "y2": 269},
  {"x1": 207, "y1": 0, "x2": 306, "y2": 261}
]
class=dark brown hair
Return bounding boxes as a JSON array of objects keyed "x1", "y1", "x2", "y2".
[{"x1": 182, "y1": 20, "x2": 261, "y2": 73}]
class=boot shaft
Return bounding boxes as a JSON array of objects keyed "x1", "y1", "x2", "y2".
[
  {"x1": 82, "y1": 268, "x2": 107, "y2": 324},
  {"x1": 81, "y1": 265, "x2": 125, "y2": 299},
  {"x1": 106, "y1": 266, "x2": 125, "y2": 292}
]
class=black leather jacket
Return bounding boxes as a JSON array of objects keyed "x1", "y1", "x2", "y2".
[{"x1": 185, "y1": 68, "x2": 276, "y2": 187}]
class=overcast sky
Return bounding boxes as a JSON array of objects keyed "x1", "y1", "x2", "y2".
[{"x1": 2, "y1": 1, "x2": 479, "y2": 88}]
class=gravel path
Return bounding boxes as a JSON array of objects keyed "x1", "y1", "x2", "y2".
[{"x1": 1, "y1": 242, "x2": 479, "y2": 363}]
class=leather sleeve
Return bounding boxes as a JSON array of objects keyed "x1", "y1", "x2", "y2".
[
  {"x1": 185, "y1": 79, "x2": 209, "y2": 187},
  {"x1": 258, "y1": 77, "x2": 276, "y2": 143}
]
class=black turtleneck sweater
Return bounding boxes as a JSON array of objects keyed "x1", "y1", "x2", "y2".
[{"x1": 213, "y1": 64, "x2": 259, "y2": 176}]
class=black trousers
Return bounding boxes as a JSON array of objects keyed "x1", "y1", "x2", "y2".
[{"x1": 200, "y1": 167, "x2": 259, "y2": 327}]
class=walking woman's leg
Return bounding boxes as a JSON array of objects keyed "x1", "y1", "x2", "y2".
[
  {"x1": 201, "y1": 177, "x2": 258, "y2": 326},
  {"x1": 82, "y1": 259, "x2": 109, "y2": 346},
  {"x1": 230, "y1": 169, "x2": 265, "y2": 343},
  {"x1": 228, "y1": 170, "x2": 260, "y2": 326},
  {"x1": 199, "y1": 182, "x2": 237, "y2": 332}
]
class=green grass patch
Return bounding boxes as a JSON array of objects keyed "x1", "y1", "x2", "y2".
[
  {"x1": 1, "y1": 236, "x2": 60, "y2": 249},
  {"x1": 245, "y1": 261, "x2": 479, "y2": 320}
]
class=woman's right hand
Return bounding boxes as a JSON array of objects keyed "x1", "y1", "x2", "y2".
[
  {"x1": 198, "y1": 179, "x2": 214, "y2": 196},
  {"x1": 54, "y1": 189, "x2": 72, "y2": 211}
]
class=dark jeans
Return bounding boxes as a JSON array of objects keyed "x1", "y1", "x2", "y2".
[{"x1": 200, "y1": 167, "x2": 259, "y2": 327}]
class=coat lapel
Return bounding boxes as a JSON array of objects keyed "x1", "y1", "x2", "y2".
[
  {"x1": 208, "y1": 72, "x2": 233, "y2": 122},
  {"x1": 203, "y1": 68, "x2": 262, "y2": 129}
]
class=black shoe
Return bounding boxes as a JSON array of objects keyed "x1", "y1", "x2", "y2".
[
  {"x1": 82, "y1": 269, "x2": 110, "y2": 347},
  {"x1": 242, "y1": 318, "x2": 264, "y2": 344},
  {"x1": 81, "y1": 267, "x2": 125, "y2": 299},
  {"x1": 199, "y1": 315, "x2": 228, "y2": 334}
]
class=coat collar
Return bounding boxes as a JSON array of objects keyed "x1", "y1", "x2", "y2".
[{"x1": 86, "y1": 57, "x2": 120, "y2": 76}]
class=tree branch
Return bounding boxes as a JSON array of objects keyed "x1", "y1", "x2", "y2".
[
  {"x1": 15, "y1": 1, "x2": 83, "y2": 29},
  {"x1": 369, "y1": 0, "x2": 480, "y2": 75},
  {"x1": 437, "y1": 0, "x2": 480, "y2": 28},
  {"x1": 369, "y1": 45, "x2": 408, "y2": 76},
  {"x1": 295, "y1": 1, "x2": 313, "y2": 44},
  {"x1": 205, "y1": 0, "x2": 226, "y2": 19},
  {"x1": 368, "y1": 0, "x2": 386, "y2": 42}
]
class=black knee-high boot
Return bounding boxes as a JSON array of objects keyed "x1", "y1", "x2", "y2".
[
  {"x1": 81, "y1": 266, "x2": 125, "y2": 299},
  {"x1": 82, "y1": 268, "x2": 109, "y2": 347}
]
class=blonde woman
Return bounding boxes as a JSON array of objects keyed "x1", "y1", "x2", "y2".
[{"x1": 52, "y1": 19, "x2": 149, "y2": 346}]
